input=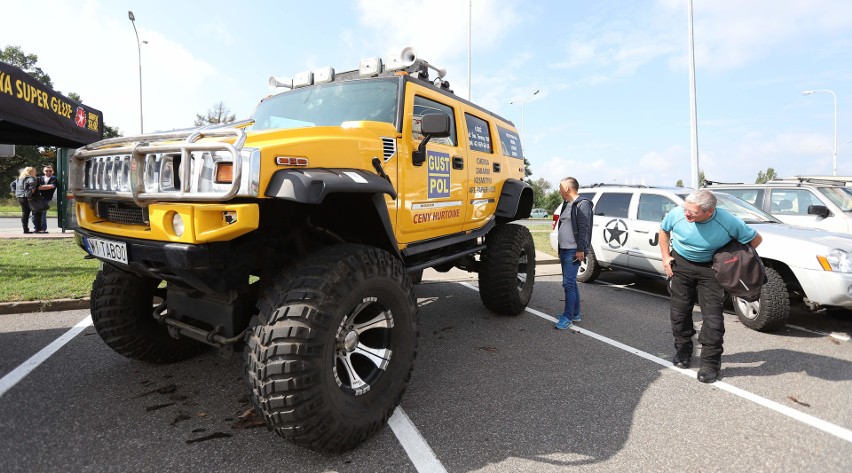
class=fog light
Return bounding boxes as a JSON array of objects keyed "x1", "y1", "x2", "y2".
[{"x1": 172, "y1": 212, "x2": 185, "y2": 237}]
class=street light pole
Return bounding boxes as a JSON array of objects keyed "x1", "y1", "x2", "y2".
[
  {"x1": 802, "y1": 89, "x2": 838, "y2": 176},
  {"x1": 468, "y1": 0, "x2": 472, "y2": 101},
  {"x1": 509, "y1": 89, "x2": 539, "y2": 141},
  {"x1": 688, "y1": 0, "x2": 700, "y2": 189},
  {"x1": 129, "y1": 11, "x2": 144, "y2": 134}
]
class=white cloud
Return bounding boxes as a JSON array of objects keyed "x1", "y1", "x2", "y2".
[
  {"x1": 551, "y1": 0, "x2": 852, "y2": 83},
  {"x1": 2, "y1": 0, "x2": 219, "y2": 134},
  {"x1": 686, "y1": 0, "x2": 852, "y2": 71},
  {"x1": 354, "y1": 0, "x2": 523, "y2": 65}
]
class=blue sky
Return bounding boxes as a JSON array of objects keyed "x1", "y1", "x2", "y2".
[{"x1": 3, "y1": 0, "x2": 852, "y2": 188}]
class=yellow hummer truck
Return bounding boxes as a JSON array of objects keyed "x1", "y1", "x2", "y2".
[{"x1": 70, "y1": 48, "x2": 534, "y2": 452}]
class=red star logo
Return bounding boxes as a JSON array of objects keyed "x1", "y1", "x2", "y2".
[{"x1": 75, "y1": 107, "x2": 87, "y2": 127}]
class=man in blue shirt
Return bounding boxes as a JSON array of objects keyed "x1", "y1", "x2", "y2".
[{"x1": 659, "y1": 190, "x2": 762, "y2": 383}]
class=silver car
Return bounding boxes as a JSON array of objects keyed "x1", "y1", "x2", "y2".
[{"x1": 550, "y1": 186, "x2": 852, "y2": 331}]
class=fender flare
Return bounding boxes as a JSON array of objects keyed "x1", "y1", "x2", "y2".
[
  {"x1": 495, "y1": 178, "x2": 534, "y2": 222},
  {"x1": 265, "y1": 169, "x2": 397, "y2": 203},
  {"x1": 265, "y1": 169, "x2": 400, "y2": 257}
]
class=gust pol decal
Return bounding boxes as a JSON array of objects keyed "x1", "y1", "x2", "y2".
[{"x1": 427, "y1": 150, "x2": 450, "y2": 198}]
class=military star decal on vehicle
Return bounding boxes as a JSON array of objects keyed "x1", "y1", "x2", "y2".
[{"x1": 603, "y1": 219, "x2": 629, "y2": 248}]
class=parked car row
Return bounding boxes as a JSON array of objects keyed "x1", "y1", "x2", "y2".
[
  {"x1": 549, "y1": 185, "x2": 852, "y2": 332},
  {"x1": 707, "y1": 176, "x2": 852, "y2": 234}
]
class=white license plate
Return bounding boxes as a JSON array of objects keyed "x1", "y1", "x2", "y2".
[{"x1": 85, "y1": 237, "x2": 128, "y2": 265}]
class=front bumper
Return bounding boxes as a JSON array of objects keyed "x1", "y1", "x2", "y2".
[
  {"x1": 75, "y1": 228, "x2": 256, "y2": 294},
  {"x1": 794, "y1": 267, "x2": 852, "y2": 308}
]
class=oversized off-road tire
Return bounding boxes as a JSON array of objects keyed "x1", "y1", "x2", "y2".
[
  {"x1": 732, "y1": 266, "x2": 790, "y2": 332},
  {"x1": 478, "y1": 224, "x2": 535, "y2": 315},
  {"x1": 576, "y1": 248, "x2": 601, "y2": 283},
  {"x1": 90, "y1": 264, "x2": 205, "y2": 363},
  {"x1": 245, "y1": 244, "x2": 418, "y2": 453}
]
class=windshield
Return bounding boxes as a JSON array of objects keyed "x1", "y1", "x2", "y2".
[
  {"x1": 819, "y1": 186, "x2": 852, "y2": 212},
  {"x1": 714, "y1": 192, "x2": 781, "y2": 224},
  {"x1": 249, "y1": 78, "x2": 399, "y2": 131}
]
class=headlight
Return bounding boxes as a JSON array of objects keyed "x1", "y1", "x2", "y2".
[
  {"x1": 193, "y1": 148, "x2": 259, "y2": 196},
  {"x1": 817, "y1": 249, "x2": 851, "y2": 272}
]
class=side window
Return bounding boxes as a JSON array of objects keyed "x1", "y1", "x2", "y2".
[
  {"x1": 637, "y1": 194, "x2": 678, "y2": 222},
  {"x1": 594, "y1": 193, "x2": 631, "y2": 218},
  {"x1": 464, "y1": 113, "x2": 492, "y2": 153},
  {"x1": 721, "y1": 188, "x2": 763, "y2": 207},
  {"x1": 770, "y1": 189, "x2": 819, "y2": 215},
  {"x1": 413, "y1": 96, "x2": 457, "y2": 146},
  {"x1": 496, "y1": 126, "x2": 524, "y2": 159}
]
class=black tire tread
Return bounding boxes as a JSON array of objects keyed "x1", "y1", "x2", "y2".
[
  {"x1": 90, "y1": 265, "x2": 204, "y2": 363},
  {"x1": 576, "y1": 248, "x2": 601, "y2": 283},
  {"x1": 734, "y1": 266, "x2": 790, "y2": 332},
  {"x1": 244, "y1": 244, "x2": 417, "y2": 453},
  {"x1": 478, "y1": 224, "x2": 535, "y2": 315}
]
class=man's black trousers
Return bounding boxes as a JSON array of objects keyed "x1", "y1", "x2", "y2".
[{"x1": 669, "y1": 251, "x2": 726, "y2": 369}]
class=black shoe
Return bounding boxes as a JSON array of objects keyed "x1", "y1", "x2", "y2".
[
  {"x1": 697, "y1": 367, "x2": 719, "y2": 383},
  {"x1": 672, "y1": 350, "x2": 692, "y2": 369},
  {"x1": 23, "y1": 229, "x2": 31, "y2": 234}
]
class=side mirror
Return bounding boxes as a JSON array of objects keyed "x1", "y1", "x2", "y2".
[
  {"x1": 807, "y1": 204, "x2": 830, "y2": 219},
  {"x1": 413, "y1": 113, "x2": 451, "y2": 166}
]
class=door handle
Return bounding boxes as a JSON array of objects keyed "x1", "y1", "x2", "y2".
[
  {"x1": 452, "y1": 156, "x2": 464, "y2": 169},
  {"x1": 634, "y1": 230, "x2": 649, "y2": 234},
  {"x1": 492, "y1": 162, "x2": 501, "y2": 172}
]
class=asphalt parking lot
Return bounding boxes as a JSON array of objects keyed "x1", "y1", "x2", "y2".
[{"x1": 1, "y1": 260, "x2": 850, "y2": 472}]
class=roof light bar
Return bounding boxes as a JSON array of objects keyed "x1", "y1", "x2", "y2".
[
  {"x1": 293, "y1": 70, "x2": 314, "y2": 88},
  {"x1": 313, "y1": 66, "x2": 335, "y2": 84},
  {"x1": 268, "y1": 47, "x2": 449, "y2": 89},
  {"x1": 359, "y1": 57, "x2": 383, "y2": 77}
]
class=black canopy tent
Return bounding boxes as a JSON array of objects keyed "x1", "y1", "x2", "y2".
[
  {"x1": 0, "y1": 60, "x2": 104, "y2": 147},
  {"x1": 1, "y1": 60, "x2": 105, "y2": 232}
]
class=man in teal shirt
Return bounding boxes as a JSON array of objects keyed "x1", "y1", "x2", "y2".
[{"x1": 659, "y1": 190, "x2": 762, "y2": 383}]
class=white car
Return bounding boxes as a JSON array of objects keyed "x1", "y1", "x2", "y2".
[
  {"x1": 550, "y1": 185, "x2": 852, "y2": 331},
  {"x1": 530, "y1": 208, "x2": 549, "y2": 219},
  {"x1": 708, "y1": 177, "x2": 852, "y2": 234}
]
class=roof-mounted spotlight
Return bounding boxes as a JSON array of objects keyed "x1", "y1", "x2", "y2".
[
  {"x1": 359, "y1": 57, "x2": 383, "y2": 77},
  {"x1": 313, "y1": 66, "x2": 335, "y2": 84},
  {"x1": 293, "y1": 70, "x2": 314, "y2": 88},
  {"x1": 268, "y1": 76, "x2": 293, "y2": 90}
]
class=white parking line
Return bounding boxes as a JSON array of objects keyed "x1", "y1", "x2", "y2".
[
  {"x1": 0, "y1": 315, "x2": 93, "y2": 398},
  {"x1": 458, "y1": 282, "x2": 852, "y2": 444},
  {"x1": 595, "y1": 280, "x2": 851, "y2": 343},
  {"x1": 0, "y1": 314, "x2": 447, "y2": 471},
  {"x1": 389, "y1": 407, "x2": 448, "y2": 473}
]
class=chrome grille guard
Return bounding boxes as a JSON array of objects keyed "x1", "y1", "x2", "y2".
[{"x1": 71, "y1": 126, "x2": 250, "y2": 207}]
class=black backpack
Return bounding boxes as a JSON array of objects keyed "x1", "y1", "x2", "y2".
[{"x1": 711, "y1": 240, "x2": 766, "y2": 302}]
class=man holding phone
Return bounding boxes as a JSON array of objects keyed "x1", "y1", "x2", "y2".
[{"x1": 554, "y1": 177, "x2": 594, "y2": 330}]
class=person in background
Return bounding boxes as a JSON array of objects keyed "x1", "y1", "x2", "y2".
[
  {"x1": 554, "y1": 177, "x2": 594, "y2": 330},
  {"x1": 658, "y1": 189, "x2": 762, "y2": 383},
  {"x1": 33, "y1": 165, "x2": 58, "y2": 233},
  {"x1": 13, "y1": 166, "x2": 40, "y2": 234}
]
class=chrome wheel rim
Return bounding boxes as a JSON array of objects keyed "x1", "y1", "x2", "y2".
[{"x1": 334, "y1": 297, "x2": 394, "y2": 396}]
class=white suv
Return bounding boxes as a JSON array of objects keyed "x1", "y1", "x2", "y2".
[
  {"x1": 707, "y1": 177, "x2": 852, "y2": 234},
  {"x1": 550, "y1": 185, "x2": 852, "y2": 331}
]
